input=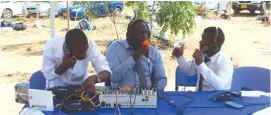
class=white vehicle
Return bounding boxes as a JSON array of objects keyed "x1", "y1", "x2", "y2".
[
  {"x1": 26, "y1": 1, "x2": 59, "y2": 17},
  {"x1": 202, "y1": 1, "x2": 228, "y2": 13},
  {"x1": 0, "y1": 1, "x2": 26, "y2": 19},
  {"x1": 147, "y1": 1, "x2": 159, "y2": 13}
]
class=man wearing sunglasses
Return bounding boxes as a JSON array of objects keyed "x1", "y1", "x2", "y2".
[{"x1": 106, "y1": 19, "x2": 167, "y2": 90}]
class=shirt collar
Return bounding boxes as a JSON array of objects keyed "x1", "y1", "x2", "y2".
[
  {"x1": 123, "y1": 40, "x2": 133, "y2": 49},
  {"x1": 53, "y1": 37, "x2": 65, "y2": 59},
  {"x1": 208, "y1": 50, "x2": 222, "y2": 62}
]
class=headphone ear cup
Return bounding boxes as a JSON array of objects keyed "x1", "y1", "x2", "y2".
[
  {"x1": 126, "y1": 31, "x2": 129, "y2": 38},
  {"x1": 146, "y1": 23, "x2": 151, "y2": 38}
]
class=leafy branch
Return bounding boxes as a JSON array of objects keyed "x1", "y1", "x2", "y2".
[{"x1": 157, "y1": 1, "x2": 197, "y2": 37}]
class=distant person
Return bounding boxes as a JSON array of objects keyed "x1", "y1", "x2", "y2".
[
  {"x1": 106, "y1": 19, "x2": 167, "y2": 90},
  {"x1": 78, "y1": 19, "x2": 96, "y2": 31},
  {"x1": 172, "y1": 27, "x2": 233, "y2": 91},
  {"x1": 41, "y1": 29, "x2": 111, "y2": 92}
]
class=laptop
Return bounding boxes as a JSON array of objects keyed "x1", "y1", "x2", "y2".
[{"x1": 28, "y1": 89, "x2": 54, "y2": 111}]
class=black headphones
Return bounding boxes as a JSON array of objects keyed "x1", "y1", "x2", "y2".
[
  {"x1": 126, "y1": 18, "x2": 151, "y2": 39},
  {"x1": 208, "y1": 27, "x2": 219, "y2": 49},
  {"x1": 63, "y1": 41, "x2": 73, "y2": 56}
]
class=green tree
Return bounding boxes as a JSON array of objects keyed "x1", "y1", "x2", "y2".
[
  {"x1": 157, "y1": 1, "x2": 197, "y2": 38},
  {"x1": 125, "y1": 1, "x2": 149, "y2": 20},
  {"x1": 125, "y1": 1, "x2": 197, "y2": 47}
]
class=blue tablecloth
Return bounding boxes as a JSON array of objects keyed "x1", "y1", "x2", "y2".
[{"x1": 43, "y1": 91, "x2": 270, "y2": 115}]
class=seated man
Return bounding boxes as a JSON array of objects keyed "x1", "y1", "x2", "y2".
[
  {"x1": 41, "y1": 29, "x2": 111, "y2": 92},
  {"x1": 106, "y1": 19, "x2": 167, "y2": 90},
  {"x1": 172, "y1": 27, "x2": 233, "y2": 91}
]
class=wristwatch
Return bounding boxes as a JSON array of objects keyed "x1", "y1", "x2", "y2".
[{"x1": 95, "y1": 74, "x2": 101, "y2": 83}]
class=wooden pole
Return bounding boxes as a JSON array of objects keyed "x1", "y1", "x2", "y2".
[
  {"x1": 37, "y1": 1, "x2": 40, "y2": 19},
  {"x1": 66, "y1": 1, "x2": 70, "y2": 31},
  {"x1": 50, "y1": 1, "x2": 55, "y2": 38}
]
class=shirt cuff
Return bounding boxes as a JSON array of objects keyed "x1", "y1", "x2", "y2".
[
  {"x1": 177, "y1": 56, "x2": 186, "y2": 66},
  {"x1": 127, "y1": 56, "x2": 136, "y2": 69},
  {"x1": 51, "y1": 68, "x2": 61, "y2": 79}
]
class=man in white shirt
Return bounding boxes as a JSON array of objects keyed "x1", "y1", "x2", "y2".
[
  {"x1": 41, "y1": 29, "x2": 111, "y2": 92},
  {"x1": 172, "y1": 27, "x2": 233, "y2": 91}
]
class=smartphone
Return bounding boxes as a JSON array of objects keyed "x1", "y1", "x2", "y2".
[{"x1": 225, "y1": 101, "x2": 244, "y2": 109}]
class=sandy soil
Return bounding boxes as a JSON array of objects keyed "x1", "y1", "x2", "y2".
[{"x1": 0, "y1": 9, "x2": 270, "y2": 115}]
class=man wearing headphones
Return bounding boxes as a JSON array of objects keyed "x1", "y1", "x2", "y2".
[
  {"x1": 172, "y1": 27, "x2": 233, "y2": 91},
  {"x1": 106, "y1": 19, "x2": 167, "y2": 90},
  {"x1": 42, "y1": 29, "x2": 111, "y2": 92}
]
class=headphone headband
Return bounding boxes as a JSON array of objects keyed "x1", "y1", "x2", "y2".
[
  {"x1": 128, "y1": 19, "x2": 148, "y2": 30},
  {"x1": 126, "y1": 18, "x2": 150, "y2": 38},
  {"x1": 213, "y1": 27, "x2": 218, "y2": 43}
]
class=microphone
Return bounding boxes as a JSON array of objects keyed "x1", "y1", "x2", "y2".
[
  {"x1": 241, "y1": 87, "x2": 254, "y2": 91},
  {"x1": 142, "y1": 40, "x2": 151, "y2": 65},
  {"x1": 200, "y1": 46, "x2": 209, "y2": 53}
]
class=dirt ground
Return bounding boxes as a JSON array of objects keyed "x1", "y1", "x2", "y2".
[{"x1": 0, "y1": 9, "x2": 271, "y2": 115}]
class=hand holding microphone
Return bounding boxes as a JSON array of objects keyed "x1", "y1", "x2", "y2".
[
  {"x1": 192, "y1": 49, "x2": 203, "y2": 65},
  {"x1": 173, "y1": 43, "x2": 206, "y2": 65},
  {"x1": 132, "y1": 40, "x2": 150, "y2": 61}
]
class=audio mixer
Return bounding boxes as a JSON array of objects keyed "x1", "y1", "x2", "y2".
[{"x1": 99, "y1": 86, "x2": 158, "y2": 108}]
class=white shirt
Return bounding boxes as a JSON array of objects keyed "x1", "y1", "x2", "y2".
[
  {"x1": 177, "y1": 51, "x2": 233, "y2": 91},
  {"x1": 41, "y1": 37, "x2": 111, "y2": 88}
]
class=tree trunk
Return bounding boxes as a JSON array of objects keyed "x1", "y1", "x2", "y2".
[
  {"x1": 227, "y1": 1, "x2": 233, "y2": 19},
  {"x1": 104, "y1": 3, "x2": 119, "y2": 40}
]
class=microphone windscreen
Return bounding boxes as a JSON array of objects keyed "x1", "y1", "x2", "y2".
[{"x1": 142, "y1": 40, "x2": 150, "y2": 47}]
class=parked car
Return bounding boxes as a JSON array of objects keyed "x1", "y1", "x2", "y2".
[
  {"x1": 68, "y1": 1, "x2": 124, "y2": 21},
  {"x1": 0, "y1": 1, "x2": 26, "y2": 19},
  {"x1": 232, "y1": 1, "x2": 267, "y2": 15},
  {"x1": 147, "y1": 1, "x2": 159, "y2": 13},
  {"x1": 202, "y1": 1, "x2": 228, "y2": 13},
  {"x1": 26, "y1": 1, "x2": 59, "y2": 17},
  {"x1": 57, "y1": 2, "x2": 78, "y2": 17}
]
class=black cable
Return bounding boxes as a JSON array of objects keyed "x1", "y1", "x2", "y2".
[
  {"x1": 130, "y1": 84, "x2": 139, "y2": 115},
  {"x1": 148, "y1": 57, "x2": 151, "y2": 83},
  {"x1": 183, "y1": 103, "x2": 270, "y2": 108},
  {"x1": 159, "y1": 94, "x2": 194, "y2": 115},
  {"x1": 179, "y1": 99, "x2": 194, "y2": 115},
  {"x1": 180, "y1": 59, "x2": 194, "y2": 92},
  {"x1": 156, "y1": 104, "x2": 158, "y2": 115},
  {"x1": 151, "y1": 83, "x2": 159, "y2": 115},
  {"x1": 158, "y1": 96, "x2": 180, "y2": 114},
  {"x1": 22, "y1": 106, "x2": 35, "y2": 115},
  {"x1": 19, "y1": 105, "x2": 27, "y2": 114},
  {"x1": 164, "y1": 94, "x2": 194, "y2": 115}
]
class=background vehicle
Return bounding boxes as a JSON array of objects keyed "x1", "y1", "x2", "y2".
[
  {"x1": 57, "y1": 1, "x2": 78, "y2": 17},
  {"x1": 232, "y1": 1, "x2": 267, "y2": 15},
  {"x1": 26, "y1": 1, "x2": 59, "y2": 17},
  {"x1": 147, "y1": 1, "x2": 159, "y2": 13},
  {"x1": 68, "y1": 1, "x2": 123, "y2": 21},
  {"x1": 0, "y1": 1, "x2": 26, "y2": 19},
  {"x1": 202, "y1": 1, "x2": 228, "y2": 13}
]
